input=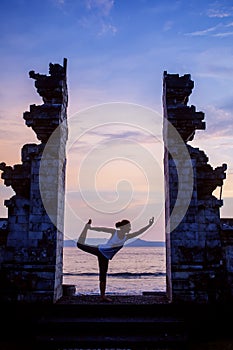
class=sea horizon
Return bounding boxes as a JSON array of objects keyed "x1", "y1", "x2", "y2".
[{"x1": 64, "y1": 237, "x2": 165, "y2": 247}]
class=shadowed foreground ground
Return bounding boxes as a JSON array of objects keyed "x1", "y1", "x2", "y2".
[
  {"x1": 2, "y1": 293, "x2": 233, "y2": 349},
  {"x1": 57, "y1": 292, "x2": 169, "y2": 304}
]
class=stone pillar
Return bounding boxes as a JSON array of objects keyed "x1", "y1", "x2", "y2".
[
  {"x1": 163, "y1": 71, "x2": 227, "y2": 303},
  {"x1": 220, "y1": 219, "x2": 233, "y2": 300},
  {"x1": 0, "y1": 59, "x2": 68, "y2": 303}
]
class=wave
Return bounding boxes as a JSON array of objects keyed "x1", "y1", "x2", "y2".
[{"x1": 63, "y1": 272, "x2": 166, "y2": 278}]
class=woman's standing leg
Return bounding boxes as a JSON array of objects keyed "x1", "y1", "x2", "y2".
[
  {"x1": 98, "y1": 255, "x2": 112, "y2": 302},
  {"x1": 77, "y1": 220, "x2": 111, "y2": 301},
  {"x1": 77, "y1": 219, "x2": 113, "y2": 302}
]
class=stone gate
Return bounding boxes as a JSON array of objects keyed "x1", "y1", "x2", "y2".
[
  {"x1": 0, "y1": 59, "x2": 68, "y2": 303},
  {"x1": 0, "y1": 63, "x2": 233, "y2": 303},
  {"x1": 163, "y1": 71, "x2": 233, "y2": 303}
]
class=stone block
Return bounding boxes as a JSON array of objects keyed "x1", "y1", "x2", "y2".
[
  {"x1": 16, "y1": 215, "x2": 29, "y2": 224},
  {"x1": 28, "y1": 231, "x2": 43, "y2": 240},
  {"x1": 173, "y1": 279, "x2": 190, "y2": 290}
]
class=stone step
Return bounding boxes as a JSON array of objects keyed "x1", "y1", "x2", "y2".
[
  {"x1": 35, "y1": 333, "x2": 188, "y2": 349},
  {"x1": 37, "y1": 315, "x2": 184, "y2": 324},
  {"x1": 38, "y1": 302, "x2": 182, "y2": 318},
  {"x1": 36, "y1": 319, "x2": 186, "y2": 338},
  {"x1": 35, "y1": 311, "x2": 187, "y2": 349},
  {"x1": 3, "y1": 301, "x2": 233, "y2": 349}
]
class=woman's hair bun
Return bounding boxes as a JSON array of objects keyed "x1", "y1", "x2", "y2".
[
  {"x1": 115, "y1": 219, "x2": 130, "y2": 228},
  {"x1": 115, "y1": 221, "x2": 121, "y2": 228}
]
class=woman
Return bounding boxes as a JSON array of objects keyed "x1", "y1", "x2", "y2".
[{"x1": 77, "y1": 216, "x2": 154, "y2": 302}]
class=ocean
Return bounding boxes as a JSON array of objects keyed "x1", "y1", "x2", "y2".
[{"x1": 62, "y1": 246, "x2": 166, "y2": 295}]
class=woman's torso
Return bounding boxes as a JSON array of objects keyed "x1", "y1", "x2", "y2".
[{"x1": 98, "y1": 230, "x2": 127, "y2": 260}]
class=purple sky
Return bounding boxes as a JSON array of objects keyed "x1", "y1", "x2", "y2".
[{"x1": 0, "y1": 0, "x2": 233, "y2": 241}]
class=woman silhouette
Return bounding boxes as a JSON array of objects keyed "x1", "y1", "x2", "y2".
[{"x1": 77, "y1": 217, "x2": 154, "y2": 302}]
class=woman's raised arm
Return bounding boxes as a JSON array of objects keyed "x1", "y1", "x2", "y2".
[
  {"x1": 89, "y1": 226, "x2": 115, "y2": 234},
  {"x1": 126, "y1": 217, "x2": 154, "y2": 240}
]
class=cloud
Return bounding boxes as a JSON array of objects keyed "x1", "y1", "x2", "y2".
[
  {"x1": 191, "y1": 104, "x2": 233, "y2": 140},
  {"x1": 79, "y1": 0, "x2": 116, "y2": 36},
  {"x1": 199, "y1": 63, "x2": 233, "y2": 79},
  {"x1": 207, "y1": 10, "x2": 231, "y2": 18},
  {"x1": 213, "y1": 31, "x2": 233, "y2": 37},
  {"x1": 220, "y1": 98, "x2": 233, "y2": 113},
  {"x1": 185, "y1": 19, "x2": 233, "y2": 38},
  {"x1": 87, "y1": 128, "x2": 157, "y2": 142},
  {"x1": 207, "y1": 4, "x2": 233, "y2": 18},
  {"x1": 191, "y1": 47, "x2": 233, "y2": 85},
  {"x1": 68, "y1": 125, "x2": 161, "y2": 156},
  {"x1": 85, "y1": 0, "x2": 114, "y2": 16},
  {"x1": 198, "y1": 105, "x2": 233, "y2": 137},
  {"x1": 68, "y1": 128, "x2": 161, "y2": 158},
  {"x1": 98, "y1": 22, "x2": 117, "y2": 36},
  {"x1": 185, "y1": 25, "x2": 219, "y2": 37}
]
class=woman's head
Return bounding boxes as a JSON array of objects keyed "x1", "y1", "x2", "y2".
[{"x1": 115, "y1": 219, "x2": 131, "y2": 232}]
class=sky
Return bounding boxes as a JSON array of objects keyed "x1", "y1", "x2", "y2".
[{"x1": 0, "y1": 0, "x2": 233, "y2": 242}]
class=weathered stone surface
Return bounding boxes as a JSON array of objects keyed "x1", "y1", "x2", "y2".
[
  {"x1": 0, "y1": 162, "x2": 31, "y2": 198},
  {"x1": 163, "y1": 71, "x2": 205, "y2": 142},
  {"x1": 29, "y1": 60, "x2": 67, "y2": 104},
  {"x1": 0, "y1": 59, "x2": 68, "y2": 303},
  {"x1": 163, "y1": 71, "x2": 228, "y2": 303},
  {"x1": 190, "y1": 147, "x2": 227, "y2": 199},
  {"x1": 24, "y1": 58, "x2": 68, "y2": 143},
  {"x1": 0, "y1": 218, "x2": 8, "y2": 246}
]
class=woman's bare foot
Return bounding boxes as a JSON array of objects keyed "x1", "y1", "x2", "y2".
[{"x1": 100, "y1": 296, "x2": 112, "y2": 302}]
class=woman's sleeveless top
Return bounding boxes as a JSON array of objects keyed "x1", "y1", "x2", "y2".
[{"x1": 98, "y1": 230, "x2": 127, "y2": 260}]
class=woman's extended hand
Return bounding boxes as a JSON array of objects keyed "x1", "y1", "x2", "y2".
[
  {"x1": 85, "y1": 219, "x2": 92, "y2": 228},
  {"x1": 149, "y1": 217, "x2": 154, "y2": 226}
]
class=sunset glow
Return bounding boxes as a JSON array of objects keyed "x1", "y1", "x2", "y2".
[{"x1": 0, "y1": 0, "x2": 233, "y2": 241}]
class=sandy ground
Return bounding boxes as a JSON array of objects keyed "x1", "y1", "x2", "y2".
[{"x1": 57, "y1": 293, "x2": 169, "y2": 304}]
